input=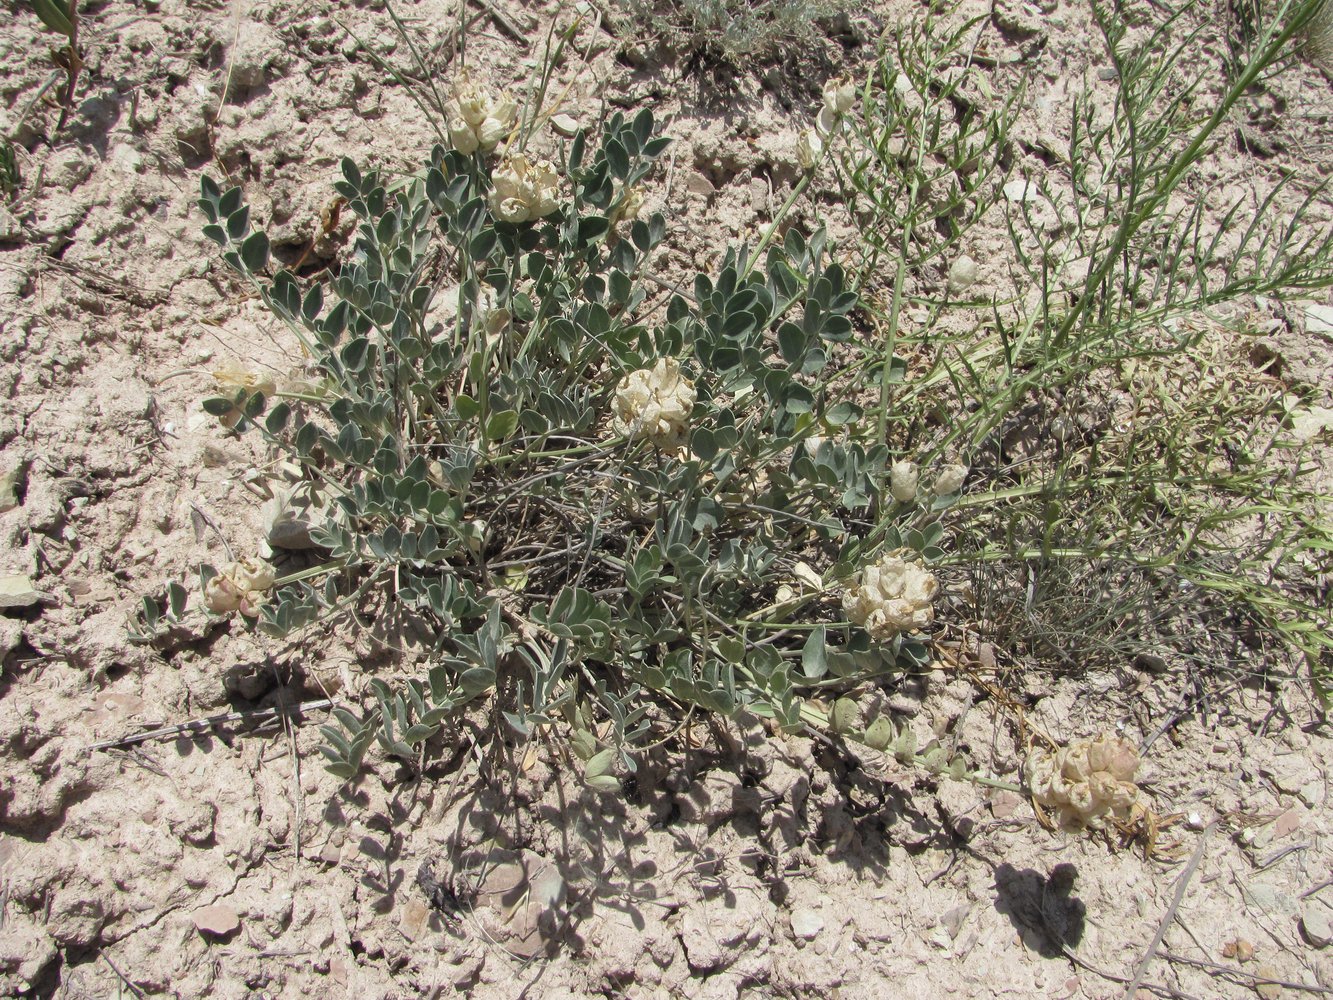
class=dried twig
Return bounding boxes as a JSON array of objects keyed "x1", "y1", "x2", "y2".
[
  {"x1": 1123, "y1": 822, "x2": 1214, "y2": 999},
  {"x1": 470, "y1": 0, "x2": 531, "y2": 42},
  {"x1": 87, "y1": 699, "x2": 335, "y2": 752},
  {"x1": 99, "y1": 953, "x2": 146, "y2": 999},
  {"x1": 1159, "y1": 951, "x2": 1333, "y2": 995}
]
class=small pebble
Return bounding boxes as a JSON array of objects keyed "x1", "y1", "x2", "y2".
[
  {"x1": 1255, "y1": 962, "x2": 1283, "y2": 999},
  {"x1": 790, "y1": 907, "x2": 824, "y2": 940},
  {"x1": 550, "y1": 114, "x2": 579, "y2": 137},
  {"x1": 191, "y1": 904, "x2": 241, "y2": 936},
  {"x1": 1301, "y1": 906, "x2": 1333, "y2": 949}
]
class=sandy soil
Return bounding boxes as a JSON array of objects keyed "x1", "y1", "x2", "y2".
[{"x1": 1, "y1": 1, "x2": 1332, "y2": 997}]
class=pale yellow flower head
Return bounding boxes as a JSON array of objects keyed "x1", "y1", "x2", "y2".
[
  {"x1": 611, "y1": 185, "x2": 645, "y2": 227},
  {"x1": 822, "y1": 75, "x2": 856, "y2": 117},
  {"x1": 489, "y1": 155, "x2": 561, "y2": 224},
  {"x1": 1024, "y1": 734, "x2": 1143, "y2": 833},
  {"x1": 611, "y1": 357, "x2": 696, "y2": 448},
  {"x1": 205, "y1": 557, "x2": 278, "y2": 618},
  {"x1": 842, "y1": 553, "x2": 938, "y2": 641},
  {"x1": 446, "y1": 74, "x2": 517, "y2": 155}
]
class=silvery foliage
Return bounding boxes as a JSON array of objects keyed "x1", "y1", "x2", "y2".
[{"x1": 178, "y1": 110, "x2": 941, "y2": 786}]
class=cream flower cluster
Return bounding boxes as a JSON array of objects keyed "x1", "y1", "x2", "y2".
[
  {"x1": 489, "y1": 154, "x2": 561, "y2": 224},
  {"x1": 611, "y1": 357, "x2": 696, "y2": 447},
  {"x1": 447, "y1": 75, "x2": 517, "y2": 155},
  {"x1": 842, "y1": 553, "x2": 939, "y2": 640},
  {"x1": 205, "y1": 557, "x2": 277, "y2": 617},
  {"x1": 1024, "y1": 734, "x2": 1142, "y2": 833}
]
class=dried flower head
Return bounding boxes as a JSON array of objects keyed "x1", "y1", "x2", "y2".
[
  {"x1": 489, "y1": 154, "x2": 561, "y2": 224},
  {"x1": 447, "y1": 75, "x2": 517, "y2": 155},
  {"x1": 889, "y1": 460, "x2": 919, "y2": 504},
  {"x1": 611, "y1": 357, "x2": 696, "y2": 448},
  {"x1": 205, "y1": 557, "x2": 278, "y2": 617},
  {"x1": 211, "y1": 368, "x2": 277, "y2": 396},
  {"x1": 1024, "y1": 734, "x2": 1142, "y2": 833},
  {"x1": 842, "y1": 553, "x2": 938, "y2": 640},
  {"x1": 209, "y1": 368, "x2": 277, "y2": 429}
]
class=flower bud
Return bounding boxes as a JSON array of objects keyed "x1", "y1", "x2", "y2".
[
  {"x1": 889, "y1": 461, "x2": 919, "y2": 503},
  {"x1": 933, "y1": 463, "x2": 968, "y2": 496},
  {"x1": 449, "y1": 117, "x2": 480, "y2": 155}
]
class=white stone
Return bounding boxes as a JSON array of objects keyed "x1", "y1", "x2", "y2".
[
  {"x1": 1303, "y1": 303, "x2": 1333, "y2": 336},
  {"x1": 0, "y1": 575, "x2": 41, "y2": 609},
  {"x1": 1003, "y1": 179, "x2": 1043, "y2": 203},
  {"x1": 550, "y1": 114, "x2": 579, "y2": 137},
  {"x1": 1301, "y1": 905, "x2": 1333, "y2": 948},
  {"x1": 790, "y1": 907, "x2": 824, "y2": 940}
]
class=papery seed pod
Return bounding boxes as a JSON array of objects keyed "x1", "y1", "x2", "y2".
[{"x1": 947, "y1": 255, "x2": 979, "y2": 296}]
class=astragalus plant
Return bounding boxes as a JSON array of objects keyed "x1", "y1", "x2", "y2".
[{"x1": 145, "y1": 98, "x2": 980, "y2": 790}]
